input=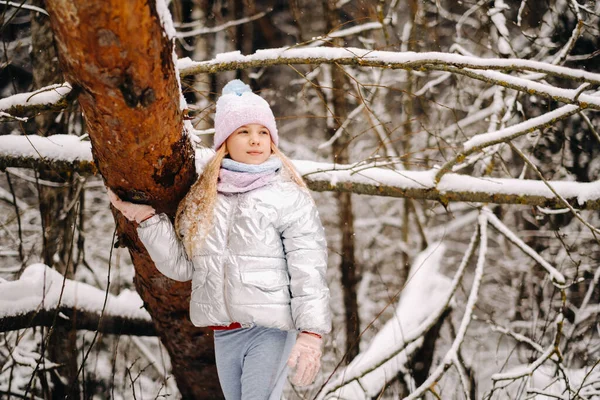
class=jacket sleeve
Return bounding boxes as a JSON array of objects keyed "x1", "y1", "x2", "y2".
[
  {"x1": 279, "y1": 188, "x2": 331, "y2": 335},
  {"x1": 137, "y1": 213, "x2": 194, "y2": 282}
]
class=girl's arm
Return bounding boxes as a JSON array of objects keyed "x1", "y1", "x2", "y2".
[
  {"x1": 137, "y1": 214, "x2": 194, "y2": 282},
  {"x1": 107, "y1": 189, "x2": 194, "y2": 282},
  {"x1": 279, "y1": 189, "x2": 332, "y2": 336}
]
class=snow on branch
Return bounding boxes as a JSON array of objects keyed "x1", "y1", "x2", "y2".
[
  {"x1": 0, "y1": 83, "x2": 72, "y2": 120},
  {"x1": 462, "y1": 105, "x2": 581, "y2": 152},
  {"x1": 319, "y1": 233, "x2": 479, "y2": 398},
  {"x1": 299, "y1": 160, "x2": 600, "y2": 210},
  {"x1": 434, "y1": 103, "x2": 583, "y2": 184},
  {"x1": 307, "y1": 22, "x2": 384, "y2": 47},
  {"x1": 0, "y1": 304, "x2": 156, "y2": 336},
  {"x1": 177, "y1": 47, "x2": 600, "y2": 86},
  {"x1": 0, "y1": 264, "x2": 155, "y2": 336},
  {"x1": 5, "y1": 48, "x2": 600, "y2": 117},
  {"x1": 439, "y1": 67, "x2": 599, "y2": 110},
  {"x1": 0, "y1": 134, "x2": 96, "y2": 174},
  {"x1": 403, "y1": 213, "x2": 488, "y2": 400},
  {"x1": 176, "y1": 48, "x2": 600, "y2": 113},
  {"x1": 318, "y1": 242, "x2": 455, "y2": 398},
  {"x1": 1, "y1": 135, "x2": 600, "y2": 210}
]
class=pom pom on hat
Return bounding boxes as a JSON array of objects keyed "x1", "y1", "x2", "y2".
[
  {"x1": 222, "y1": 79, "x2": 252, "y2": 96},
  {"x1": 213, "y1": 79, "x2": 278, "y2": 150}
]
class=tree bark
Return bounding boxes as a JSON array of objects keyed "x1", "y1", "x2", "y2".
[
  {"x1": 398, "y1": 0, "x2": 421, "y2": 286},
  {"x1": 42, "y1": 1, "x2": 222, "y2": 398},
  {"x1": 0, "y1": 308, "x2": 156, "y2": 336},
  {"x1": 31, "y1": 2, "x2": 81, "y2": 397},
  {"x1": 324, "y1": 0, "x2": 360, "y2": 364}
]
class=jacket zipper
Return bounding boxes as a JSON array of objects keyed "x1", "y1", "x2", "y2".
[{"x1": 222, "y1": 194, "x2": 239, "y2": 322}]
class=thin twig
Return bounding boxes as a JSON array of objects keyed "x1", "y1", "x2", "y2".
[
  {"x1": 483, "y1": 208, "x2": 566, "y2": 285},
  {"x1": 434, "y1": 104, "x2": 580, "y2": 183},
  {"x1": 509, "y1": 142, "x2": 600, "y2": 241},
  {"x1": 491, "y1": 315, "x2": 564, "y2": 382},
  {"x1": 175, "y1": 9, "x2": 269, "y2": 38}
]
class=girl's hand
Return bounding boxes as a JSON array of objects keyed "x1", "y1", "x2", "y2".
[
  {"x1": 287, "y1": 332, "x2": 322, "y2": 386},
  {"x1": 107, "y1": 188, "x2": 156, "y2": 223}
]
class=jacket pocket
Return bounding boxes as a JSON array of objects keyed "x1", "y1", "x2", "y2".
[{"x1": 241, "y1": 269, "x2": 289, "y2": 292}]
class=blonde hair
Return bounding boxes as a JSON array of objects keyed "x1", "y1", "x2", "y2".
[
  {"x1": 271, "y1": 144, "x2": 307, "y2": 190},
  {"x1": 175, "y1": 142, "x2": 307, "y2": 257}
]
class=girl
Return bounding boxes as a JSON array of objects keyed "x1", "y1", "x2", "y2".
[{"x1": 108, "y1": 80, "x2": 331, "y2": 400}]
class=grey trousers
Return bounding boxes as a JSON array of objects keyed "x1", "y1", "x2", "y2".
[{"x1": 214, "y1": 326, "x2": 297, "y2": 400}]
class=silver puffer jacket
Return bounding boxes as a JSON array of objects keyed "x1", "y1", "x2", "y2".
[{"x1": 137, "y1": 176, "x2": 331, "y2": 335}]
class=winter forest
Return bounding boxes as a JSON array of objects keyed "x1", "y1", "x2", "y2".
[{"x1": 0, "y1": 0, "x2": 599, "y2": 399}]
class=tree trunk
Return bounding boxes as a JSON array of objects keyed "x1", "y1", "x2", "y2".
[
  {"x1": 323, "y1": 0, "x2": 360, "y2": 364},
  {"x1": 399, "y1": 0, "x2": 421, "y2": 284},
  {"x1": 31, "y1": 2, "x2": 80, "y2": 397},
  {"x1": 43, "y1": 1, "x2": 222, "y2": 398}
]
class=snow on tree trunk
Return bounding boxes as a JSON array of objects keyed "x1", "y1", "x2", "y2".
[{"x1": 42, "y1": 0, "x2": 221, "y2": 398}]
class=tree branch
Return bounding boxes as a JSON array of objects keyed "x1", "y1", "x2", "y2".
[
  {"x1": 0, "y1": 307, "x2": 156, "y2": 336},
  {"x1": 320, "y1": 229, "x2": 479, "y2": 396},
  {"x1": 434, "y1": 104, "x2": 581, "y2": 183},
  {"x1": 491, "y1": 315, "x2": 564, "y2": 382},
  {"x1": 178, "y1": 47, "x2": 600, "y2": 85},
  {"x1": 404, "y1": 213, "x2": 488, "y2": 400},
  {"x1": 5, "y1": 48, "x2": 600, "y2": 117},
  {"x1": 0, "y1": 83, "x2": 71, "y2": 120},
  {"x1": 484, "y1": 208, "x2": 566, "y2": 285},
  {"x1": 1, "y1": 136, "x2": 600, "y2": 210},
  {"x1": 0, "y1": 154, "x2": 97, "y2": 175}
]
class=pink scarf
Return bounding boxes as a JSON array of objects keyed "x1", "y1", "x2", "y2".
[
  {"x1": 217, "y1": 157, "x2": 281, "y2": 194},
  {"x1": 217, "y1": 169, "x2": 278, "y2": 193}
]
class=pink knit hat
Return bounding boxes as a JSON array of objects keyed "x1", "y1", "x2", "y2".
[{"x1": 213, "y1": 80, "x2": 279, "y2": 150}]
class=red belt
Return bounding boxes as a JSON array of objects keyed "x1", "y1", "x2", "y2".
[{"x1": 210, "y1": 322, "x2": 242, "y2": 331}]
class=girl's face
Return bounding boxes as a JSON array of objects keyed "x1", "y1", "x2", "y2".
[{"x1": 225, "y1": 124, "x2": 272, "y2": 164}]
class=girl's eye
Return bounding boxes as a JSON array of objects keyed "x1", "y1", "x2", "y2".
[
  {"x1": 239, "y1": 130, "x2": 248, "y2": 134},
  {"x1": 260, "y1": 131, "x2": 269, "y2": 135}
]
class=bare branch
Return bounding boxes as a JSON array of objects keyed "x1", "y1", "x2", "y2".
[
  {"x1": 580, "y1": 111, "x2": 600, "y2": 144},
  {"x1": 552, "y1": 5, "x2": 583, "y2": 66},
  {"x1": 452, "y1": 355, "x2": 473, "y2": 400},
  {"x1": 525, "y1": 388, "x2": 569, "y2": 400},
  {"x1": 0, "y1": 386, "x2": 45, "y2": 400}
]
